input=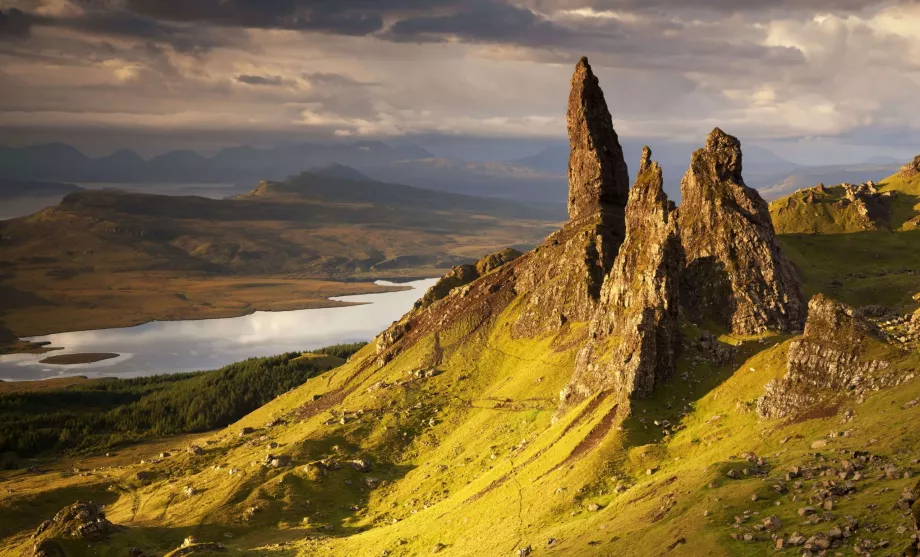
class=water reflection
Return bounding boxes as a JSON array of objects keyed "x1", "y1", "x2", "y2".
[{"x1": 0, "y1": 279, "x2": 435, "y2": 381}]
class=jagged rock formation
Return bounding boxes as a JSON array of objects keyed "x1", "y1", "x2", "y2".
[
  {"x1": 900, "y1": 154, "x2": 920, "y2": 179},
  {"x1": 679, "y1": 128, "x2": 806, "y2": 335},
  {"x1": 375, "y1": 56, "x2": 630, "y2": 359},
  {"x1": 561, "y1": 147, "x2": 682, "y2": 405},
  {"x1": 511, "y1": 57, "x2": 629, "y2": 337},
  {"x1": 566, "y1": 57, "x2": 630, "y2": 221},
  {"x1": 757, "y1": 295, "x2": 907, "y2": 419}
]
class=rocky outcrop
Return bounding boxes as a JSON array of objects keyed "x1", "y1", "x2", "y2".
[
  {"x1": 900, "y1": 154, "x2": 920, "y2": 179},
  {"x1": 770, "y1": 181, "x2": 894, "y2": 234},
  {"x1": 561, "y1": 147, "x2": 682, "y2": 405},
  {"x1": 414, "y1": 264, "x2": 480, "y2": 311},
  {"x1": 33, "y1": 501, "x2": 113, "y2": 542},
  {"x1": 371, "y1": 57, "x2": 631, "y2": 366},
  {"x1": 757, "y1": 295, "x2": 907, "y2": 419},
  {"x1": 475, "y1": 248, "x2": 522, "y2": 275},
  {"x1": 377, "y1": 248, "x2": 522, "y2": 365},
  {"x1": 566, "y1": 57, "x2": 630, "y2": 221},
  {"x1": 413, "y1": 248, "x2": 523, "y2": 312},
  {"x1": 679, "y1": 128, "x2": 806, "y2": 335}
]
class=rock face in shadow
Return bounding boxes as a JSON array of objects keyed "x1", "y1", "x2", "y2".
[
  {"x1": 510, "y1": 57, "x2": 630, "y2": 338},
  {"x1": 678, "y1": 128, "x2": 806, "y2": 335},
  {"x1": 373, "y1": 56, "x2": 631, "y2": 365},
  {"x1": 561, "y1": 147, "x2": 683, "y2": 406},
  {"x1": 757, "y1": 294, "x2": 906, "y2": 419},
  {"x1": 566, "y1": 56, "x2": 630, "y2": 221}
]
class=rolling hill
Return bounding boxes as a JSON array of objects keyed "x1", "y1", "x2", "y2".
[{"x1": 0, "y1": 171, "x2": 560, "y2": 339}]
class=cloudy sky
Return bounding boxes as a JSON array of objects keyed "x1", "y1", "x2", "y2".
[{"x1": 1, "y1": 0, "x2": 918, "y2": 162}]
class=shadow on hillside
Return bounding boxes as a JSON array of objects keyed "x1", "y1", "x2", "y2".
[
  {"x1": 620, "y1": 332, "x2": 790, "y2": 449},
  {"x1": 0, "y1": 479, "x2": 119, "y2": 539}
]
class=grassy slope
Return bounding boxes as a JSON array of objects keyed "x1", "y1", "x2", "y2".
[
  {"x1": 6, "y1": 173, "x2": 920, "y2": 556},
  {"x1": 768, "y1": 171, "x2": 920, "y2": 235},
  {"x1": 4, "y1": 285, "x2": 920, "y2": 556},
  {"x1": 769, "y1": 185, "x2": 874, "y2": 234}
]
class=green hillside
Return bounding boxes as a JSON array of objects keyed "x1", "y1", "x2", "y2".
[{"x1": 769, "y1": 162, "x2": 920, "y2": 234}]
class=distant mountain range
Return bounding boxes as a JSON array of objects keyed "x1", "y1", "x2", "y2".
[
  {"x1": 0, "y1": 141, "x2": 435, "y2": 184},
  {"x1": 3, "y1": 140, "x2": 910, "y2": 206},
  {"x1": 509, "y1": 140, "x2": 807, "y2": 199}
]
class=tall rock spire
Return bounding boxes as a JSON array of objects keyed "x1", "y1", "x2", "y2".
[
  {"x1": 566, "y1": 57, "x2": 630, "y2": 221},
  {"x1": 678, "y1": 128, "x2": 806, "y2": 335},
  {"x1": 510, "y1": 57, "x2": 630, "y2": 337},
  {"x1": 561, "y1": 147, "x2": 683, "y2": 406}
]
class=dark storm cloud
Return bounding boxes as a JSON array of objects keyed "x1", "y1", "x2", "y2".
[
  {"x1": 122, "y1": 0, "x2": 386, "y2": 35},
  {"x1": 0, "y1": 7, "x2": 45, "y2": 39},
  {"x1": 236, "y1": 74, "x2": 289, "y2": 86},
  {"x1": 386, "y1": 0, "x2": 574, "y2": 45}
]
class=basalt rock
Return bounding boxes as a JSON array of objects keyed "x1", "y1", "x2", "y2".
[
  {"x1": 900, "y1": 154, "x2": 920, "y2": 179},
  {"x1": 757, "y1": 294, "x2": 904, "y2": 419},
  {"x1": 511, "y1": 57, "x2": 629, "y2": 337},
  {"x1": 566, "y1": 57, "x2": 630, "y2": 221},
  {"x1": 413, "y1": 249, "x2": 522, "y2": 312},
  {"x1": 561, "y1": 147, "x2": 682, "y2": 406},
  {"x1": 368, "y1": 58, "x2": 630, "y2": 371},
  {"x1": 679, "y1": 128, "x2": 806, "y2": 334}
]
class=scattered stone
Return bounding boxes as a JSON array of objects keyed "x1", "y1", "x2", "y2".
[{"x1": 348, "y1": 459, "x2": 373, "y2": 473}]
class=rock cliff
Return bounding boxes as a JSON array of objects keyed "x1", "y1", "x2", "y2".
[
  {"x1": 679, "y1": 128, "x2": 806, "y2": 335},
  {"x1": 511, "y1": 57, "x2": 629, "y2": 337},
  {"x1": 900, "y1": 154, "x2": 920, "y2": 179},
  {"x1": 561, "y1": 147, "x2": 682, "y2": 406},
  {"x1": 757, "y1": 294, "x2": 907, "y2": 419}
]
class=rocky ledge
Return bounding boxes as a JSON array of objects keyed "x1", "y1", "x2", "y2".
[
  {"x1": 900, "y1": 154, "x2": 920, "y2": 179},
  {"x1": 757, "y1": 294, "x2": 909, "y2": 419}
]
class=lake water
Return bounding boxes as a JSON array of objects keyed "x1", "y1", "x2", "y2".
[{"x1": 0, "y1": 279, "x2": 436, "y2": 382}]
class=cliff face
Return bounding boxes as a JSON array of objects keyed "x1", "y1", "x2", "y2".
[
  {"x1": 561, "y1": 147, "x2": 683, "y2": 406},
  {"x1": 566, "y1": 57, "x2": 630, "y2": 223},
  {"x1": 374, "y1": 56, "x2": 630, "y2": 364},
  {"x1": 374, "y1": 61, "x2": 808, "y2": 414},
  {"x1": 510, "y1": 57, "x2": 630, "y2": 338},
  {"x1": 757, "y1": 294, "x2": 906, "y2": 419},
  {"x1": 900, "y1": 154, "x2": 920, "y2": 179},
  {"x1": 679, "y1": 128, "x2": 806, "y2": 335}
]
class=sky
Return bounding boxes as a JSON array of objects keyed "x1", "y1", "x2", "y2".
[{"x1": 1, "y1": 0, "x2": 919, "y2": 163}]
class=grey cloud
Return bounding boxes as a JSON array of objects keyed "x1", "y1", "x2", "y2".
[
  {"x1": 0, "y1": 7, "x2": 44, "y2": 38},
  {"x1": 236, "y1": 74, "x2": 289, "y2": 86},
  {"x1": 123, "y1": 0, "x2": 385, "y2": 35},
  {"x1": 386, "y1": 0, "x2": 573, "y2": 45}
]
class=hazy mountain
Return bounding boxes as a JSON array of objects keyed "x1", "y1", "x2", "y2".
[
  {"x1": 511, "y1": 140, "x2": 803, "y2": 200},
  {"x1": 0, "y1": 141, "x2": 437, "y2": 185},
  {"x1": 758, "y1": 162, "x2": 902, "y2": 200}
]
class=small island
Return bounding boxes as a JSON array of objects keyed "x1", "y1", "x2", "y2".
[{"x1": 39, "y1": 353, "x2": 120, "y2": 365}]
